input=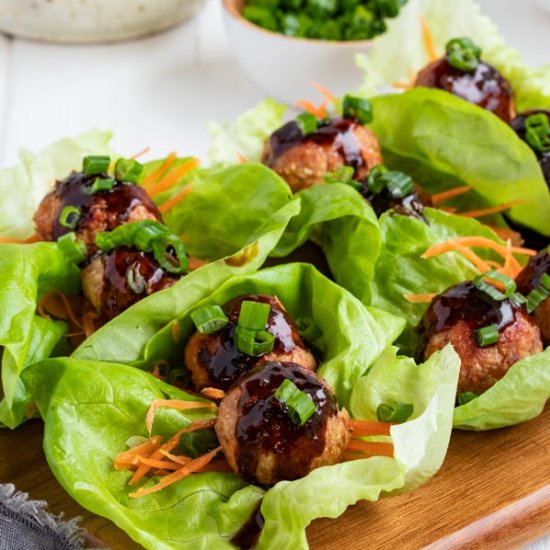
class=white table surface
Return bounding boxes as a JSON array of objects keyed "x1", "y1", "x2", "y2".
[{"x1": 0, "y1": 0, "x2": 549, "y2": 548}]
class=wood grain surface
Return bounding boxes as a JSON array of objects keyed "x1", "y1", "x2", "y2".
[{"x1": 1, "y1": 404, "x2": 549, "y2": 550}]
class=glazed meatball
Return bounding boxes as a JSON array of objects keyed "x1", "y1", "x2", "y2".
[
  {"x1": 511, "y1": 110, "x2": 550, "y2": 185},
  {"x1": 415, "y1": 57, "x2": 515, "y2": 123},
  {"x1": 215, "y1": 361, "x2": 351, "y2": 486},
  {"x1": 418, "y1": 281, "x2": 542, "y2": 396},
  {"x1": 185, "y1": 295, "x2": 316, "y2": 391},
  {"x1": 516, "y1": 248, "x2": 550, "y2": 344},
  {"x1": 81, "y1": 247, "x2": 179, "y2": 320},
  {"x1": 34, "y1": 171, "x2": 161, "y2": 252},
  {"x1": 261, "y1": 118, "x2": 383, "y2": 192}
]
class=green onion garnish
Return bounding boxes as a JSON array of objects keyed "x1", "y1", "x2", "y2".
[
  {"x1": 56, "y1": 232, "x2": 86, "y2": 264},
  {"x1": 126, "y1": 263, "x2": 146, "y2": 294},
  {"x1": 237, "y1": 300, "x2": 271, "y2": 331},
  {"x1": 509, "y1": 292, "x2": 527, "y2": 308},
  {"x1": 342, "y1": 95, "x2": 373, "y2": 124},
  {"x1": 540, "y1": 272, "x2": 550, "y2": 291},
  {"x1": 115, "y1": 158, "x2": 143, "y2": 184},
  {"x1": 384, "y1": 171, "x2": 414, "y2": 198},
  {"x1": 274, "y1": 378, "x2": 316, "y2": 426},
  {"x1": 376, "y1": 401, "x2": 414, "y2": 423},
  {"x1": 526, "y1": 287, "x2": 549, "y2": 313},
  {"x1": 151, "y1": 234, "x2": 188, "y2": 274},
  {"x1": 59, "y1": 206, "x2": 81, "y2": 229},
  {"x1": 457, "y1": 392, "x2": 477, "y2": 406},
  {"x1": 296, "y1": 112, "x2": 318, "y2": 135},
  {"x1": 524, "y1": 113, "x2": 550, "y2": 153},
  {"x1": 473, "y1": 271, "x2": 516, "y2": 301},
  {"x1": 235, "y1": 326, "x2": 275, "y2": 355},
  {"x1": 191, "y1": 305, "x2": 229, "y2": 334},
  {"x1": 446, "y1": 37, "x2": 482, "y2": 72},
  {"x1": 89, "y1": 177, "x2": 115, "y2": 194},
  {"x1": 83, "y1": 155, "x2": 110, "y2": 176},
  {"x1": 475, "y1": 324, "x2": 499, "y2": 347},
  {"x1": 367, "y1": 164, "x2": 389, "y2": 194}
]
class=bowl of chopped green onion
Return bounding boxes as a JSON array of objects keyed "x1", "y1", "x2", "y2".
[{"x1": 222, "y1": 0, "x2": 407, "y2": 103}]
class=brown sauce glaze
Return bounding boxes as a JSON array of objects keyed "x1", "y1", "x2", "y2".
[
  {"x1": 236, "y1": 361, "x2": 338, "y2": 484},
  {"x1": 51, "y1": 171, "x2": 161, "y2": 241},
  {"x1": 230, "y1": 503, "x2": 265, "y2": 549},
  {"x1": 516, "y1": 248, "x2": 550, "y2": 294},
  {"x1": 197, "y1": 295, "x2": 302, "y2": 391},
  {"x1": 263, "y1": 118, "x2": 365, "y2": 173},
  {"x1": 415, "y1": 58, "x2": 515, "y2": 123},
  {"x1": 511, "y1": 110, "x2": 550, "y2": 185}
]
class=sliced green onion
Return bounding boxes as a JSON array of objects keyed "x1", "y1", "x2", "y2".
[
  {"x1": 59, "y1": 206, "x2": 81, "y2": 229},
  {"x1": 509, "y1": 292, "x2": 527, "y2": 308},
  {"x1": 126, "y1": 262, "x2": 147, "y2": 294},
  {"x1": 367, "y1": 164, "x2": 389, "y2": 194},
  {"x1": 376, "y1": 401, "x2": 414, "y2": 423},
  {"x1": 475, "y1": 324, "x2": 499, "y2": 347},
  {"x1": 446, "y1": 37, "x2": 482, "y2": 72},
  {"x1": 83, "y1": 155, "x2": 110, "y2": 176},
  {"x1": 473, "y1": 271, "x2": 516, "y2": 301},
  {"x1": 540, "y1": 272, "x2": 550, "y2": 291},
  {"x1": 383, "y1": 171, "x2": 414, "y2": 198},
  {"x1": 274, "y1": 378, "x2": 316, "y2": 426},
  {"x1": 525, "y1": 113, "x2": 550, "y2": 153},
  {"x1": 238, "y1": 300, "x2": 271, "y2": 331},
  {"x1": 88, "y1": 177, "x2": 115, "y2": 194},
  {"x1": 115, "y1": 158, "x2": 143, "y2": 184},
  {"x1": 457, "y1": 391, "x2": 477, "y2": 406},
  {"x1": 235, "y1": 326, "x2": 275, "y2": 356},
  {"x1": 151, "y1": 234, "x2": 188, "y2": 274},
  {"x1": 296, "y1": 112, "x2": 318, "y2": 135},
  {"x1": 57, "y1": 232, "x2": 87, "y2": 264},
  {"x1": 191, "y1": 305, "x2": 229, "y2": 334},
  {"x1": 526, "y1": 287, "x2": 549, "y2": 313},
  {"x1": 342, "y1": 95, "x2": 373, "y2": 124}
]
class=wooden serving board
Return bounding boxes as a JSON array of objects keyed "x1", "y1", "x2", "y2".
[{"x1": 1, "y1": 405, "x2": 549, "y2": 550}]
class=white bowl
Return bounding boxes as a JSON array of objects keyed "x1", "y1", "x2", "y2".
[
  {"x1": 222, "y1": 0, "x2": 373, "y2": 105},
  {"x1": 0, "y1": 0, "x2": 206, "y2": 43}
]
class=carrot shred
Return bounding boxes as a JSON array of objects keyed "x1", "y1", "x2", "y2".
[
  {"x1": 114, "y1": 435, "x2": 163, "y2": 470},
  {"x1": 423, "y1": 237, "x2": 536, "y2": 260},
  {"x1": 404, "y1": 293, "x2": 437, "y2": 304},
  {"x1": 295, "y1": 100, "x2": 328, "y2": 119},
  {"x1": 430, "y1": 185, "x2": 472, "y2": 206},
  {"x1": 159, "y1": 450, "x2": 192, "y2": 466},
  {"x1": 147, "y1": 158, "x2": 200, "y2": 198},
  {"x1": 136, "y1": 457, "x2": 181, "y2": 470},
  {"x1": 459, "y1": 200, "x2": 526, "y2": 219},
  {"x1": 393, "y1": 67, "x2": 416, "y2": 90},
  {"x1": 187, "y1": 256, "x2": 209, "y2": 271},
  {"x1": 130, "y1": 446, "x2": 222, "y2": 498},
  {"x1": 142, "y1": 152, "x2": 177, "y2": 189},
  {"x1": 131, "y1": 146, "x2": 150, "y2": 160},
  {"x1": 37, "y1": 290, "x2": 84, "y2": 329},
  {"x1": 82, "y1": 311, "x2": 99, "y2": 337},
  {"x1": 201, "y1": 387, "x2": 226, "y2": 400},
  {"x1": 350, "y1": 419, "x2": 392, "y2": 437},
  {"x1": 0, "y1": 233, "x2": 40, "y2": 244},
  {"x1": 346, "y1": 440, "x2": 394, "y2": 457},
  {"x1": 237, "y1": 153, "x2": 248, "y2": 163},
  {"x1": 159, "y1": 184, "x2": 194, "y2": 214},
  {"x1": 145, "y1": 399, "x2": 217, "y2": 434},
  {"x1": 420, "y1": 16, "x2": 438, "y2": 62},
  {"x1": 310, "y1": 81, "x2": 337, "y2": 105}
]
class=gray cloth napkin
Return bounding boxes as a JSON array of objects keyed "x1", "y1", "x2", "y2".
[{"x1": 0, "y1": 483, "x2": 105, "y2": 550}]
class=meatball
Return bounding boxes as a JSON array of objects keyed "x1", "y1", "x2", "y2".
[
  {"x1": 418, "y1": 281, "x2": 542, "y2": 396},
  {"x1": 81, "y1": 247, "x2": 179, "y2": 320},
  {"x1": 185, "y1": 295, "x2": 316, "y2": 391},
  {"x1": 261, "y1": 117, "x2": 383, "y2": 192},
  {"x1": 516, "y1": 248, "x2": 550, "y2": 344},
  {"x1": 34, "y1": 171, "x2": 161, "y2": 252},
  {"x1": 415, "y1": 57, "x2": 515, "y2": 123},
  {"x1": 215, "y1": 361, "x2": 351, "y2": 486},
  {"x1": 511, "y1": 110, "x2": 550, "y2": 185}
]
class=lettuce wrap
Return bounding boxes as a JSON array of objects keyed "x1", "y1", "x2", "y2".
[{"x1": 23, "y1": 262, "x2": 460, "y2": 550}]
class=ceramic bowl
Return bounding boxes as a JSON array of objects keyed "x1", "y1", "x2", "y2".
[
  {"x1": 222, "y1": 0, "x2": 373, "y2": 105},
  {"x1": 0, "y1": 0, "x2": 206, "y2": 43}
]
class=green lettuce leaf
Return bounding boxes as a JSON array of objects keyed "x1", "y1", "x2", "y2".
[
  {"x1": 0, "y1": 130, "x2": 115, "y2": 239},
  {"x1": 0, "y1": 242, "x2": 80, "y2": 428},
  {"x1": 369, "y1": 88, "x2": 550, "y2": 236}
]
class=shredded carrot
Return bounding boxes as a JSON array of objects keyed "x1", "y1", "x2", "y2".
[
  {"x1": 310, "y1": 81, "x2": 337, "y2": 105},
  {"x1": 420, "y1": 16, "x2": 438, "y2": 62},
  {"x1": 147, "y1": 158, "x2": 200, "y2": 198},
  {"x1": 187, "y1": 256, "x2": 209, "y2": 271},
  {"x1": 131, "y1": 146, "x2": 150, "y2": 160},
  {"x1": 237, "y1": 153, "x2": 248, "y2": 163},
  {"x1": 459, "y1": 200, "x2": 526, "y2": 219},
  {"x1": 37, "y1": 290, "x2": 84, "y2": 329},
  {"x1": 201, "y1": 387, "x2": 226, "y2": 400},
  {"x1": 130, "y1": 446, "x2": 222, "y2": 498},
  {"x1": 0, "y1": 233, "x2": 40, "y2": 244},
  {"x1": 136, "y1": 457, "x2": 181, "y2": 470},
  {"x1": 404, "y1": 293, "x2": 437, "y2": 304},
  {"x1": 159, "y1": 184, "x2": 194, "y2": 214},
  {"x1": 430, "y1": 185, "x2": 472, "y2": 206},
  {"x1": 171, "y1": 321, "x2": 180, "y2": 344},
  {"x1": 295, "y1": 100, "x2": 328, "y2": 119},
  {"x1": 145, "y1": 399, "x2": 217, "y2": 434},
  {"x1": 423, "y1": 237, "x2": 536, "y2": 260},
  {"x1": 114, "y1": 436, "x2": 163, "y2": 470},
  {"x1": 346, "y1": 440, "x2": 394, "y2": 457},
  {"x1": 350, "y1": 419, "x2": 392, "y2": 437},
  {"x1": 142, "y1": 152, "x2": 177, "y2": 189},
  {"x1": 159, "y1": 450, "x2": 192, "y2": 466},
  {"x1": 393, "y1": 68, "x2": 416, "y2": 90},
  {"x1": 82, "y1": 311, "x2": 99, "y2": 337}
]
